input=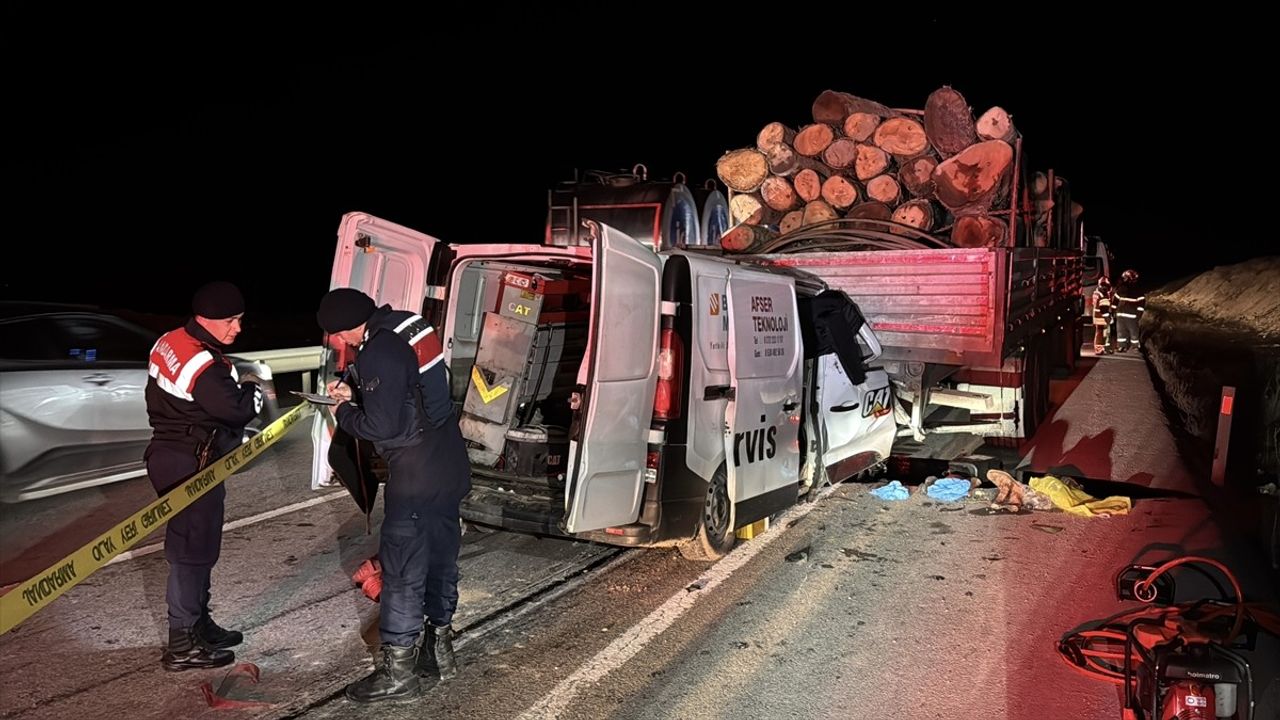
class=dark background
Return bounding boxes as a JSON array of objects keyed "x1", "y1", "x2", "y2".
[{"x1": 2, "y1": 6, "x2": 1269, "y2": 349}]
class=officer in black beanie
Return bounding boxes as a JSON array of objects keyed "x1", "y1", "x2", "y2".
[
  {"x1": 316, "y1": 288, "x2": 471, "y2": 703},
  {"x1": 144, "y1": 281, "x2": 263, "y2": 670}
]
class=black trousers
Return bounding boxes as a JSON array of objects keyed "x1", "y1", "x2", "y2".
[
  {"x1": 377, "y1": 422, "x2": 471, "y2": 647},
  {"x1": 146, "y1": 445, "x2": 226, "y2": 630}
]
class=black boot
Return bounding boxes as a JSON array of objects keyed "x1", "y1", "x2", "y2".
[
  {"x1": 427, "y1": 622, "x2": 458, "y2": 676},
  {"x1": 416, "y1": 623, "x2": 457, "y2": 680},
  {"x1": 345, "y1": 645, "x2": 421, "y2": 703},
  {"x1": 161, "y1": 627, "x2": 235, "y2": 672},
  {"x1": 194, "y1": 614, "x2": 243, "y2": 649}
]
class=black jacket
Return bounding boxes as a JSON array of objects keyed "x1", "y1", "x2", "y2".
[
  {"x1": 335, "y1": 305, "x2": 453, "y2": 452},
  {"x1": 146, "y1": 318, "x2": 261, "y2": 455}
]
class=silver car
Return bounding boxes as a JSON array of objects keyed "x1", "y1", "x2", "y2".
[{"x1": 0, "y1": 304, "x2": 278, "y2": 503}]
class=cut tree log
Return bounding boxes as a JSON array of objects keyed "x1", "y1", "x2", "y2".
[
  {"x1": 794, "y1": 124, "x2": 837, "y2": 157},
  {"x1": 976, "y1": 106, "x2": 1016, "y2": 142},
  {"x1": 891, "y1": 199, "x2": 938, "y2": 232},
  {"x1": 729, "y1": 192, "x2": 780, "y2": 226},
  {"x1": 779, "y1": 210, "x2": 805, "y2": 235},
  {"x1": 865, "y1": 175, "x2": 903, "y2": 205},
  {"x1": 756, "y1": 121, "x2": 797, "y2": 152},
  {"x1": 716, "y1": 148, "x2": 770, "y2": 193},
  {"x1": 932, "y1": 140, "x2": 1014, "y2": 210},
  {"x1": 951, "y1": 214, "x2": 1007, "y2": 247},
  {"x1": 812, "y1": 90, "x2": 898, "y2": 125},
  {"x1": 873, "y1": 117, "x2": 930, "y2": 158},
  {"x1": 898, "y1": 155, "x2": 938, "y2": 198},
  {"x1": 722, "y1": 223, "x2": 777, "y2": 253},
  {"x1": 821, "y1": 137, "x2": 860, "y2": 170},
  {"x1": 854, "y1": 143, "x2": 892, "y2": 181},
  {"x1": 760, "y1": 175, "x2": 799, "y2": 212},
  {"x1": 846, "y1": 202, "x2": 893, "y2": 221},
  {"x1": 802, "y1": 199, "x2": 839, "y2": 226},
  {"x1": 793, "y1": 168, "x2": 827, "y2": 203},
  {"x1": 821, "y1": 174, "x2": 860, "y2": 209},
  {"x1": 843, "y1": 112, "x2": 881, "y2": 142},
  {"x1": 924, "y1": 86, "x2": 978, "y2": 157},
  {"x1": 765, "y1": 143, "x2": 828, "y2": 177}
]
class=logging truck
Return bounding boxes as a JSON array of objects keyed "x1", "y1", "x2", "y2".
[{"x1": 553, "y1": 87, "x2": 1088, "y2": 468}]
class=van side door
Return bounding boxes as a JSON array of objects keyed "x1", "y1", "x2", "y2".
[{"x1": 723, "y1": 271, "x2": 803, "y2": 522}]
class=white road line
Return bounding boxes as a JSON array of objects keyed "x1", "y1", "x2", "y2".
[
  {"x1": 517, "y1": 486, "x2": 834, "y2": 720},
  {"x1": 104, "y1": 491, "x2": 350, "y2": 566}
]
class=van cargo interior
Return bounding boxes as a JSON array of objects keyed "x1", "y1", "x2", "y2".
[{"x1": 447, "y1": 257, "x2": 592, "y2": 534}]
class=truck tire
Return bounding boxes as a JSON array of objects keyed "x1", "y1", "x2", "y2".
[{"x1": 679, "y1": 464, "x2": 736, "y2": 562}]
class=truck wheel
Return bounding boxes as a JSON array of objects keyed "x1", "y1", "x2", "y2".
[{"x1": 679, "y1": 465, "x2": 736, "y2": 561}]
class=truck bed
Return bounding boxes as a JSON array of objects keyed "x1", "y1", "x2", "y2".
[{"x1": 759, "y1": 247, "x2": 1081, "y2": 368}]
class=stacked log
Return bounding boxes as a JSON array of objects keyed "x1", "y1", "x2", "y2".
[{"x1": 716, "y1": 86, "x2": 1044, "y2": 250}]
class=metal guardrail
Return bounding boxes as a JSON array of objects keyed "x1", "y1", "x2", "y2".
[{"x1": 234, "y1": 346, "x2": 324, "y2": 392}]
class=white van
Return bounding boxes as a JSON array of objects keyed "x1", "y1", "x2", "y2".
[{"x1": 312, "y1": 212, "x2": 895, "y2": 560}]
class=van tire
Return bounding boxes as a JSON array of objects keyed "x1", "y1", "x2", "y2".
[{"x1": 679, "y1": 465, "x2": 735, "y2": 562}]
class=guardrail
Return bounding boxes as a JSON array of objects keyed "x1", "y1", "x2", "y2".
[{"x1": 234, "y1": 345, "x2": 324, "y2": 392}]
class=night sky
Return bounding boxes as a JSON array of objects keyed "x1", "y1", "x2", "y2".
[{"x1": 3, "y1": 7, "x2": 1270, "y2": 347}]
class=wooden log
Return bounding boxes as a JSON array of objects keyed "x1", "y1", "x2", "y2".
[
  {"x1": 821, "y1": 137, "x2": 860, "y2": 170},
  {"x1": 865, "y1": 175, "x2": 903, "y2": 205},
  {"x1": 759, "y1": 175, "x2": 799, "y2": 212},
  {"x1": 951, "y1": 214, "x2": 1007, "y2": 247},
  {"x1": 891, "y1": 199, "x2": 938, "y2": 231},
  {"x1": 898, "y1": 155, "x2": 938, "y2": 198},
  {"x1": 729, "y1": 192, "x2": 780, "y2": 226},
  {"x1": 792, "y1": 168, "x2": 827, "y2": 203},
  {"x1": 932, "y1": 140, "x2": 1014, "y2": 210},
  {"x1": 721, "y1": 223, "x2": 777, "y2": 253},
  {"x1": 812, "y1": 90, "x2": 898, "y2": 125},
  {"x1": 756, "y1": 121, "x2": 797, "y2": 152},
  {"x1": 976, "y1": 106, "x2": 1016, "y2": 142},
  {"x1": 854, "y1": 143, "x2": 892, "y2": 181},
  {"x1": 845, "y1": 202, "x2": 893, "y2": 221},
  {"x1": 842, "y1": 112, "x2": 881, "y2": 142},
  {"x1": 764, "y1": 143, "x2": 827, "y2": 177},
  {"x1": 716, "y1": 148, "x2": 770, "y2": 193},
  {"x1": 794, "y1": 123, "x2": 837, "y2": 157},
  {"x1": 779, "y1": 210, "x2": 805, "y2": 235},
  {"x1": 873, "y1": 117, "x2": 930, "y2": 158},
  {"x1": 821, "y1": 174, "x2": 860, "y2": 209},
  {"x1": 924, "y1": 86, "x2": 978, "y2": 157},
  {"x1": 802, "y1": 199, "x2": 839, "y2": 226}
]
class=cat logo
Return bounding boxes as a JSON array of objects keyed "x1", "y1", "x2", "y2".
[
  {"x1": 709, "y1": 292, "x2": 720, "y2": 316},
  {"x1": 862, "y1": 386, "x2": 891, "y2": 418}
]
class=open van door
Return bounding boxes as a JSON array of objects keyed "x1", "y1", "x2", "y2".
[
  {"x1": 818, "y1": 310, "x2": 896, "y2": 477},
  {"x1": 564, "y1": 222, "x2": 662, "y2": 533},
  {"x1": 310, "y1": 212, "x2": 445, "y2": 499}
]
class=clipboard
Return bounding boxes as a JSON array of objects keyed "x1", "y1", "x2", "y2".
[{"x1": 290, "y1": 390, "x2": 338, "y2": 406}]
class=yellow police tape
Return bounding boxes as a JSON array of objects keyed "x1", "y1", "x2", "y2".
[{"x1": 0, "y1": 402, "x2": 311, "y2": 635}]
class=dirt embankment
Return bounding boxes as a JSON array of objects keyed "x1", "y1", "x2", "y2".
[{"x1": 1140, "y1": 256, "x2": 1280, "y2": 480}]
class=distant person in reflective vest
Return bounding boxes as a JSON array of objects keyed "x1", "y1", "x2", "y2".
[
  {"x1": 316, "y1": 288, "x2": 471, "y2": 703},
  {"x1": 1114, "y1": 269, "x2": 1145, "y2": 353},
  {"x1": 1092, "y1": 277, "x2": 1114, "y2": 355},
  {"x1": 144, "y1": 281, "x2": 263, "y2": 671}
]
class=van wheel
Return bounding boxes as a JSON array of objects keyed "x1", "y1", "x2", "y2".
[{"x1": 679, "y1": 465, "x2": 735, "y2": 562}]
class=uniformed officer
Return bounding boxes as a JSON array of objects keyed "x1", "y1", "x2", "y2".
[
  {"x1": 316, "y1": 288, "x2": 471, "y2": 703},
  {"x1": 144, "y1": 281, "x2": 263, "y2": 671}
]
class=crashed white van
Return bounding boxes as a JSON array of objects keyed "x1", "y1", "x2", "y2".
[{"x1": 312, "y1": 212, "x2": 894, "y2": 560}]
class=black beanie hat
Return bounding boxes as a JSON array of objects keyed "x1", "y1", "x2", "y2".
[
  {"x1": 192, "y1": 281, "x2": 245, "y2": 319},
  {"x1": 317, "y1": 288, "x2": 377, "y2": 333}
]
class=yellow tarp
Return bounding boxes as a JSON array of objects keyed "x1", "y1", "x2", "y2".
[{"x1": 1029, "y1": 475, "x2": 1132, "y2": 517}]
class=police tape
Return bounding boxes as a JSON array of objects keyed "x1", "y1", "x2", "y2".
[{"x1": 0, "y1": 402, "x2": 311, "y2": 635}]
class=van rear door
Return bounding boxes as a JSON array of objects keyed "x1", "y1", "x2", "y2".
[
  {"x1": 311, "y1": 212, "x2": 446, "y2": 494},
  {"x1": 564, "y1": 223, "x2": 662, "y2": 533}
]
